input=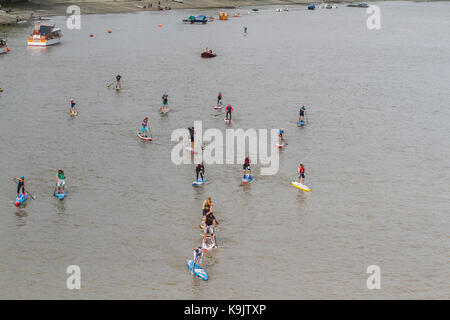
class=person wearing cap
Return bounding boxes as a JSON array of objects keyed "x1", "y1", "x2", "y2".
[
  {"x1": 56, "y1": 169, "x2": 66, "y2": 194},
  {"x1": 12, "y1": 176, "x2": 25, "y2": 196},
  {"x1": 279, "y1": 128, "x2": 285, "y2": 145},
  {"x1": 70, "y1": 99, "x2": 77, "y2": 115}
]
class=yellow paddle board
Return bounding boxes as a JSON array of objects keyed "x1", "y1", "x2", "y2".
[{"x1": 291, "y1": 181, "x2": 311, "y2": 192}]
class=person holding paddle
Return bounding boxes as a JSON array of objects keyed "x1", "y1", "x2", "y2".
[
  {"x1": 203, "y1": 210, "x2": 216, "y2": 245},
  {"x1": 217, "y1": 92, "x2": 222, "y2": 106},
  {"x1": 202, "y1": 197, "x2": 212, "y2": 216},
  {"x1": 225, "y1": 104, "x2": 233, "y2": 121},
  {"x1": 141, "y1": 117, "x2": 150, "y2": 138},
  {"x1": 69, "y1": 99, "x2": 77, "y2": 115},
  {"x1": 56, "y1": 169, "x2": 66, "y2": 194},
  {"x1": 195, "y1": 162, "x2": 205, "y2": 182},
  {"x1": 115, "y1": 74, "x2": 122, "y2": 90},
  {"x1": 12, "y1": 176, "x2": 25, "y2": 196},
  {"x1": 297, "y1": 163, "x2": 306, "y2": 185},
  {"x1": 161, "y1": 92, "x2": 168, "y2": 112},
  {"x1": 299, "y1": 105, "x2": 307, "y2": 122}
]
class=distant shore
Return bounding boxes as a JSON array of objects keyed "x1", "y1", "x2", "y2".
[{"x1": 1, "y1": 0, "x2": 351, "y2": 26}]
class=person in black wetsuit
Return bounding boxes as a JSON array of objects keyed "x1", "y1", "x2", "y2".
[
  {"x1": 115, "y1": 74, "x2": 121, "y2": 89},
  {"x1": 203, "y1": 210, "x2": 216, "y2": 244},
  {"x1": 12, "y1": 176, "x2": 25, "y2": 196},
  {"x1": 195, "y1": 162, "x2": 205, "y2": 182},
  {"x1": 188, "y1": 126, "x2": 195, "y2": 150}
]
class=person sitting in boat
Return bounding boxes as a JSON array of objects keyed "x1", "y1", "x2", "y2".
[
  {"x1": 195, "y1": 162, "x2": 205, "y2": 182},
  {"x1": 205, "y1": 47, "x2": 212, "y2": 54},
  {"x1": 202, "y1": 197, "x2": 212, "y2": 216},
  {"x1": 12, "y1": 176, "x2": 25, "y2": 196},
  {"x1": 141, "y1": 117, "x2": 149, "y2": 137},
  {"x1": 225, "y1": 104, "x2": 233, "y2": 120},
  {"x1": 217, "y1": 92, "x2": 222, "y2": 106},
  {"x1": 297, "y1": 163, "x2": 306, "y2": 185},
  {"x1": 193, "y1": 246, "x2": 205, "y2": 268},
  {"x1": 188, "y1": 126, "x2": 195, "y2": 150},
  {"x1": 115, "y1": 75, "x2": 121, "y2": 89},
  {"x1": 70, "y1": 99, "x2": 77, "y2": 115},
  {"x1": 243, "y1": 155, "x2": 251, "y2": 178},
  {"x1": 299, "y1": 105, "x2": 306, "y2": 122},
  {"x1": 56, "y1": 169, "x2": 66, "y2": 194},
  {"x1": 203, "y1": 210, "x2": 216, "y2": 245},
  {"x1": 279, "y1": 128, "x2": 285, "y2": 145}
]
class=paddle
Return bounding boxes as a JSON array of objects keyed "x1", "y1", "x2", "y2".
[{"x1": 54, "y1": 181, "x2": 57, "y2": 196}]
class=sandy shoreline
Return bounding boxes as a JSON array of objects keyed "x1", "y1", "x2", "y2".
[{"x1": 1, "y1": 0, "x2": 350, "y2": 26}]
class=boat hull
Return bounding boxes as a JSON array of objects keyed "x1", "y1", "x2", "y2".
[{"x1": 27, "y1": 38, "x2": 61, "y2": 47}]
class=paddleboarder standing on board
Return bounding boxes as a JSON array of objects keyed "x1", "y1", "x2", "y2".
[
  {"x1": 279, "y1": 128, "x2": 285, "y2": 145},
  {"x1": 297, "y1": 163, "x2": 306, "y2": 185},
  {"x1": 115, "y1": 74, "x2": 121, "y2": 89},
  {"x1": 299, "y1": 105, "x2": 306, "y2": 122},
  {"x1": 56, "y1": 169, "x2": 66, "y2": 194},
  {"x1": 161, "y1": 92, "x2": 168, "y2": 112},
  {"x1": 203, "y1": 210, "x2": 216, "y2": 245},
  {"x1": 188, "y1": 126, "x2": 195, "y2": 151},
  {"x1": 141, "y1": 117, "x2": 149, "y2": 137},
  {"x1": 202, "y1": 197, "x2": 212, "y2": 216},
  {"x1": 70, "y1": 99, "x2": 77, "y2": 115},
  {"x1": 193, "y1": 246, "x2": 205, "y2": 268},
  {"x1": 195, "y1": 162, "x2": 205, "y2": 182},
  {"x1": 12, "y1": 176, "x2": 25, "y2": 197},
  {"x1": 243, "y1": 155, "x2": 251, "y2": 178},
  {"x1": 217, "y1": 92, "x2": 222, "y2": 106},
  {"x1": 225, "y1": 104, "x2": 233, "y2": 121}
]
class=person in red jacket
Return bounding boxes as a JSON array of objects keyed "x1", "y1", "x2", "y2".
[
  {"x1": 225, "y1": 104, "x2": 233, "y2": 120},
  {"x1": 297, "y1": 163, "x2": 306, "y2": 185}
]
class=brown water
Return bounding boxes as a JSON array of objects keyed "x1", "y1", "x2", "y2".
[{"x1": 0, "y1": 2, "x2": 449, "y2": 299}]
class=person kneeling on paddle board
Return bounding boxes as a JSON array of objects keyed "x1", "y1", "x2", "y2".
[
  {"x1": 188, "y1": 126, "x2": 195, "y2": 150},
  {"x1": 217, "y1": 92, "x2": 222, "y2": 106},
  {"x1": 299, "y1": 105, "x2": 306, "y2": 122},
  {"x1": 141, "y1": 117, "x2": 149, "y2": 137},
  {"x1": 195, "y1": 162, "x2": 205, "y2": 182},
  {"x1": 202, "y1": 197, "x2": 212, "y2": 216},
  {"x1": 225, "y1": 104, "x2": 233, "y2": 120},
  {"x1": 243, "y1": 155, "x2": 251, "y2": 177},
  {"x1": 56, "y1": 169, "x2": 65, "y2": 194},
  {"x1": 12, "y1": 176, "x2": 25, "y2": 196},
  {"x1": 193, "y1": 246, "x2": 205, "y2": 268},
  {"x1": 70, "y1": 99, "x2": 77, "y2": 115},
  {"x1": 203, "y1": 210, "x2": 216, "y2": 245},
  {"x1": 297, "y1": 163, "x2": 306, "y2": 185},
  {"x1": 115, "y1": 75, "x2": 121, "y2": 89},
  {"x1": 279, "y1": 128, "x2": 285, "y2": 145}
]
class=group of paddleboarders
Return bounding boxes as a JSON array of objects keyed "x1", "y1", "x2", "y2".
[
  {"x1": 11, "y1": 169, "x2": 66, "y2": 203},
  {"x1": 193, "y1": 197, "x2": 217, "y2": 268}
]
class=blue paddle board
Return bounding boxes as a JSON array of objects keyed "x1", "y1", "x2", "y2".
[
  {"x1": 15, "y1": 193, "x2": 27, "y2": 207},
  {"x1": 186, "y1": 259, "x2": 208, "y2": 281},
  {"x1": 242, "y1": 174, "x2": 254, "y2": 183},
  {"x1": 54, "y1": 192, "x2": 66, "y2": 200},
  {"x1": 192, "y1": 177, "x2": 206, "y2": 186},
  {"x1": 298, "y1": 120, "x2": 305, "y2": 126}
]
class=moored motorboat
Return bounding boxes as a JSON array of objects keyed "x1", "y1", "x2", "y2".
[
  {"x1": 347, "y1": 2, "x2": 369, "y2": 7},
  {"x1": 27, "y1": 24, "x2": 62, "y2": 47},
  {"x1": 308, "y1": 4, "x2": 316, "y2": 10},
  {"x1": 219, "y1": 12, "x2": 228, "y2": 20}
]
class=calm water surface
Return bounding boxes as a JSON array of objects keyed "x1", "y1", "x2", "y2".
[{"x1": 0, "y1": 2, "x2": 449, "y2": 299}]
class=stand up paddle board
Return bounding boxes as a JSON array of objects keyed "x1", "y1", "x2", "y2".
[
  {"x1": 15, "y1": 193, "x2": 28, "y2": 207},
  {"x1": 277, "y1": 142, "x2": 285, "y2": 149},
  {"x1": 115, "y1": 87, "x2": 121, "y2": 92},
  {"x1": 192, "y1": 177, "x2": 206, "y2": 186},
  {"x1": 54, "y1": 192, "x2": 66, "y2": 200},
  {"x1": 137, "y1": 132, "x2": 152, "y2": 141},
  {"x1": 160, "y1": 108, "x2": 169, "y2": 114},
  {"x1": 186, "y1": 259, "x2": 208, "y2": 281},
  {"x1": 298, "y1": 120, "x2": 305, "y2": 126},
  {"x1": 213, "y1": 105, "x2": 222, "y2": 110},
  {"x1": 70, "y1": 111, "x2": 78, "y2": 117},
  {"x1": 224, "y1": 118, "x2": 231, "y2": 124},
  {"x1": 242, "y1": 174, "x2": 254, "y2": 183},
  {"x1": 202, "y1": 236, "x2": 217, "y2": 251},
  {"x1": 291, "y1": 181, "x2": 311, "y2": 192}
]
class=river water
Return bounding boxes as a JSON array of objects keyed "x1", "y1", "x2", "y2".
[{"x1": 0, "y1": 2, "x2": 449, "y2": 299}]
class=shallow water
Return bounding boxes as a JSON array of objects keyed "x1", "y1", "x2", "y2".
[{"x1": 0, "y1": 2, "x2": 449, "y2": 299}]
